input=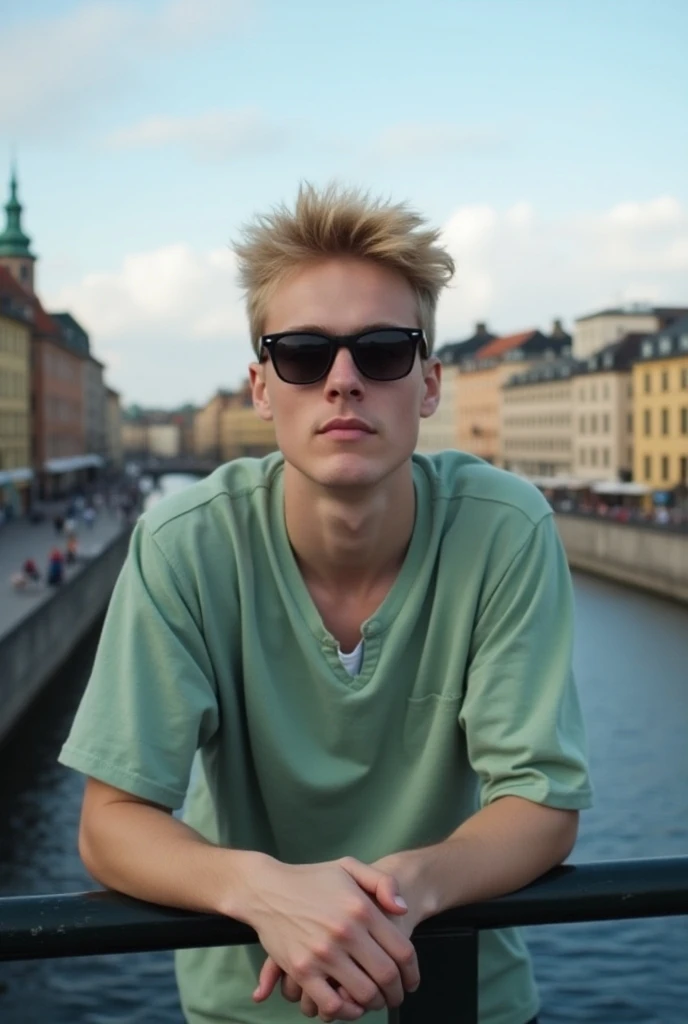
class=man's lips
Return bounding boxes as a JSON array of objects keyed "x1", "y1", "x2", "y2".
[{"x1": 319, "y1": 418, "x2": 375, "y2": 434}]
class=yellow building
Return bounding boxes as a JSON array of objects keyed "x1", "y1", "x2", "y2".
[
  {"x1": 632, "y1": 319, "x2": 688, "y2": 490},
  {"x1": 220, "y1": 387, "x2": 277, "y2": 460},
  {"x1": 194, "y1": 390, "x2": 234, "y2": 459},
  {"x1": 0, "y1": 303, "x2": 32, "y2": 513}
]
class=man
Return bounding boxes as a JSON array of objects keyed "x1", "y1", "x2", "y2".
[{"x1": 59, "y1": 183, "x2": 592, "y2": 1024}]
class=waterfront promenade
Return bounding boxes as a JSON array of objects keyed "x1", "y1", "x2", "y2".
[{"x1": 0, "y1": 509, "x2": 127, "y2": 639}]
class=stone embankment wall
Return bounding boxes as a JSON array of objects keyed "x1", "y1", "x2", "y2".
[
  {"x1": 556, "y1": 514, "x2": 688, "y2": 604},
  {"x1": 0, "y1": 529, "x2": 130, "y2": 746}
]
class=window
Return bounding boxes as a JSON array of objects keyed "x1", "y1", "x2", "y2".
[
  {"x1": 627, "y1": 413, "x2": 633, "y2": 433},
  {"x1": 591, "y1": 448, "x2": 598, "y2": 466},
  {"x1": 661, "y1": 408, "x2": 669, "y2": 435},
  {"x1": 591, "y1": 414, "x2": 598, "y2": 433},
  {"x1": 682, "y1": 368, "x2": 688, "y2": 389},
  {"x1": 680, "y1": 335, "x2": 688, "y2": 352},
  {"x1": 661, "y1": 370, "x2": 669, "y2": 392},
  {"x1": 644, "y1": 372, "x2": 652, "y2": 394},
  {"x1": 661, "y1": 455, "x2": 670, "y2": 481},
  {"x1": 644, "y1": 409, "x2": 651, "y2": 436},
  {"x1": 603, "y1": 382, "x2": 609, "y2": 399},
  {"x1": 659, "y1": 335, "x2": 673, "y2": 355},
  {"x1": 603, "y1": 413, "x2": 610, "y2": 433},
  {"x1": 579, "y1": 415, "x2": 585, "y2": 433},
  {"x1": 681, "y1": 456, "x2": 688, "y2": 485},
  {"x1": 644, "y1": 455, "x2": 652, "y2": 480},
  {"x1": 580, "y1": 449, "x2": 586, "y2": 465},
  {"x1": 591, "y1": 384, "x2": 597, "y2": 400},
  {"x1": 681, "y1": 407, "x2": 688, "y2": 435},
  {"x1": 603, "y1": 448, "x2": 610, "y2": 467},
  {"x1": 642, "y1": 341, "x2": 653, "y2": 358}
]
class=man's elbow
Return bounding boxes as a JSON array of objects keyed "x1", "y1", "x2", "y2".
[{"x1": 553, "y1": 809, "x2": 579, "y2": 864}]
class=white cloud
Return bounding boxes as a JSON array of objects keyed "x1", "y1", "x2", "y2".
[
  {"x1": 106, "y1": 108, "x2": 286, "y2": 161},
  {"x1": 0, "y1": 0, "x2": 249, "y2": 138},
  {"x1": 436, "y1": 195, "x2": 688, "y2": 344},
  {"x1": 43, "y1": 194, "x2": 688, "y2": 404},
  {"x1": 45, "y1": 242, "x2": 253, "y2": 405}
]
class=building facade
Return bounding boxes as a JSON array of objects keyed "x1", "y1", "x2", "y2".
[
  {"x1": 456, "y1": 327, "x2": 571, "y2": 466},
  {"x1": 105, "y1": 387, "x2": 123, "y2": 468},
  {"x1": 632, "y1": 318, "x2": 688, "y2": 491},
  {"x1": 0, "y1": 288, "x2": 32, "y2": 513},
  {"x1": 415, "y1": 364, "x2": 460, "y2": 453},
  {"x1": 502, "y1": 360, "x2": 576, "y2": 478},
  {"x1": 194, "y1": 390, "x2": 235, "y2": 459},
  {"x1": 571, "y1": 335, "x2": 642, "y2": 483},
  {"x1": 573, "y1": 305, "x2": 688, "y2": 362}
]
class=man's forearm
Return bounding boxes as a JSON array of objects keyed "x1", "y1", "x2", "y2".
[
  {"x1": 379, "y1": 797, "x2": 579, "y2": 922},
  {"x1": 80, "y1": 799, "x2": 268, "y2": 920}
]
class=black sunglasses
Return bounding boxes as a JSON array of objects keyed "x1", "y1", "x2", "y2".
[{"x1": 259, "y1": 327, "x2": 427, "y2": 385}]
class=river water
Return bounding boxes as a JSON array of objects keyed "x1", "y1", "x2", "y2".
[{"x1": 0, "y1": 474, "x2": 686, "y2": 1023}]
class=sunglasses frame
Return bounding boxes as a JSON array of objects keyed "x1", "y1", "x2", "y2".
[{"x1": 258, "y1": 327, "x2": 428, "y2": 384}]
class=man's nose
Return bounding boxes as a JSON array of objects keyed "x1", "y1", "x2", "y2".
[{"x1": 324, "y1": 345, "x2": 365, "y2": 396}]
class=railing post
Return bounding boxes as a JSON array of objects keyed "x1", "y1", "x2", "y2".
[{"x1": 393, "y1": 928, "x2": 479, "y2": 1024}]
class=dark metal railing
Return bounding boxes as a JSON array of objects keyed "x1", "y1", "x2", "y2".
[{"x1": 1, "y1": 857, "x2": 687, "y2": 1023}]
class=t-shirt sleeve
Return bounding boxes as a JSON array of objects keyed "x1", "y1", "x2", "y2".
[
  {"x1": 459, "y1": 512, "x2": 593, "y2": 811},
  {"x1": 58, "y1": 519, "x2": 220, "y2": 810}
]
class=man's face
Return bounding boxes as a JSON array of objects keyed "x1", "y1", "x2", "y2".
[{"x1": 249, "y1": 257, "x2": 441, "y2": 490}]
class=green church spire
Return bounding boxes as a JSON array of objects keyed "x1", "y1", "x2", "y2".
[{"x1": 0, "y1": 165, "x2": 35, "y2": 258}]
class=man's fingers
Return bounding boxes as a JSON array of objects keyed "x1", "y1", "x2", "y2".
[
  {"x1": 281, "y1": 973, "x2": 302, "y2": 1002},
  {"x1": 253, "y1": 955, "x2": 283, "y2": 1002},
  {"x1": 338, "y1": 857, "x2": 407, "y2": 916},
  {"x1": 369, "y1": 916, "x2": 421, "y2": 994}
]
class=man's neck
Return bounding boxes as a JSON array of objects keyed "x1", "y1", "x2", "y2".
[{"x1": 283, "y1": 461, "x2": 416, "y2": 596}]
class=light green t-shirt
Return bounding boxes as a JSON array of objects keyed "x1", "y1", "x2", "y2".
[{"x1": 59, "y1": 450, "x2": 592, "y2": 1024}]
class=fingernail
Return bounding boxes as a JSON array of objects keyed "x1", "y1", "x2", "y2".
[{"x1": 394, "y1": 896, "x2": 408, "y2": 909}]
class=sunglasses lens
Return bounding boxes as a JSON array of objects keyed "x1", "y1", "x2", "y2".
[
  {"x1": 272, "y1": 335, "x2": 332, "y2": 384},
  {"x1": 355, "y1": 330, "x2": 417, "y2": 380}
]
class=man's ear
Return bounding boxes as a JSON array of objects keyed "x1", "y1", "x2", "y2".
[
  {"x1": 249, "y1": 362, "x2": 274, "y2": 422},
  {"x1": 419, "y1": 355, "x2": 441, "y2": 419}
]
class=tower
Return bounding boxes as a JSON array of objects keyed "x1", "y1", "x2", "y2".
[{"x1": 0, "y1": 166, "x2": 36, "y2": 292}]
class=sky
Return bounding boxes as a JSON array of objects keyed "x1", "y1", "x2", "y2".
[{"x1": 1, "y1": 0, "x2": 687, "y2": 408}]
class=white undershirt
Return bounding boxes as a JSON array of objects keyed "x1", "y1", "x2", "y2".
[{"x1": 337, "y1": 638, "x2": 364, "y2": 676}]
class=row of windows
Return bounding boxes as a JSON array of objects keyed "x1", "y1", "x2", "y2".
[
  {"x1": 0, "y1": 445, "x2": 30, "y2": 470},
  {"x1": 505, "y1": 387, "x2": 571, "y2": 403},
  {"x1": 46, "y1": 435, "x2": 82, "y2": 458},
  {"x1": 578, "y1": 382, "x2": 616, "y2": 402},
  {"x1": 579, "y1": 413, "x2": 611, "y2": 434},
  {"x1": 503, "y1": 437, "x2": 571, "y2": 451},
  {"x1": 0, "y1": 326, "x2": 28, "y2": 356},
  {"x1": 0, "y1": 411, "x2": 28, "y2": 438},
  {"x1": 46, "y1": 397, "x2": 81, "y2": 424},
  {"x1": 503, "y1": 415, "x2": 571, "y2": 428},
  {"x1": 642, "y1": 454, "x2": 688, "y2": 485},
  {"x1": 642, "y1": 367, "x2": 688, "y2": 393},
  {"x1": 0, "y1": 370, "x2": 28, "y2": 399},
  {"x1": 578, "y1": 447, "x2": 613, "y2": 468},
  {"x1": 44, "y1": 350, "x2": 80, "y2": 383},
  {"x1": 641, "y1": 407, "x2": 688, "y2": 437}
]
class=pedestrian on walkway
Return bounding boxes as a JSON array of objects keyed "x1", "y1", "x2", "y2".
[{"x1": 47, "y1": 548, "x2": 64, "y2": 587}]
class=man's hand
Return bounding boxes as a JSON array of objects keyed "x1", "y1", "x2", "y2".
[
  {"x1": 253, "y1": 853, "x2": 426, "y2": 1020},
  {"x1": 247, "y1": 855, "x2": 420, "y2": 1021}
]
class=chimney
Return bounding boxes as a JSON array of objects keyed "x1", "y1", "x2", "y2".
[
  {"x1": 551, "y1": 318, "x2": 566, "y2": 338},
  {"x1": 475, "y1": 321, "x2": 488, "y2": 337}
]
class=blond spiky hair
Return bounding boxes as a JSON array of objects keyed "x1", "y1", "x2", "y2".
[{"x1": 234, "y1": 182, "x2": 455, "y2": 355}]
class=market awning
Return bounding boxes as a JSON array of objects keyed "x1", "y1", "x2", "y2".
[
  {"x1": 43, "y1": 454, "x2": 105, "y2": 474},
  {"x1": 591, "y1": 481, "x2": 650, "y2": 496},
  {"x1": 0, "y1": 467, "x2": 34, "y2": 486}
]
